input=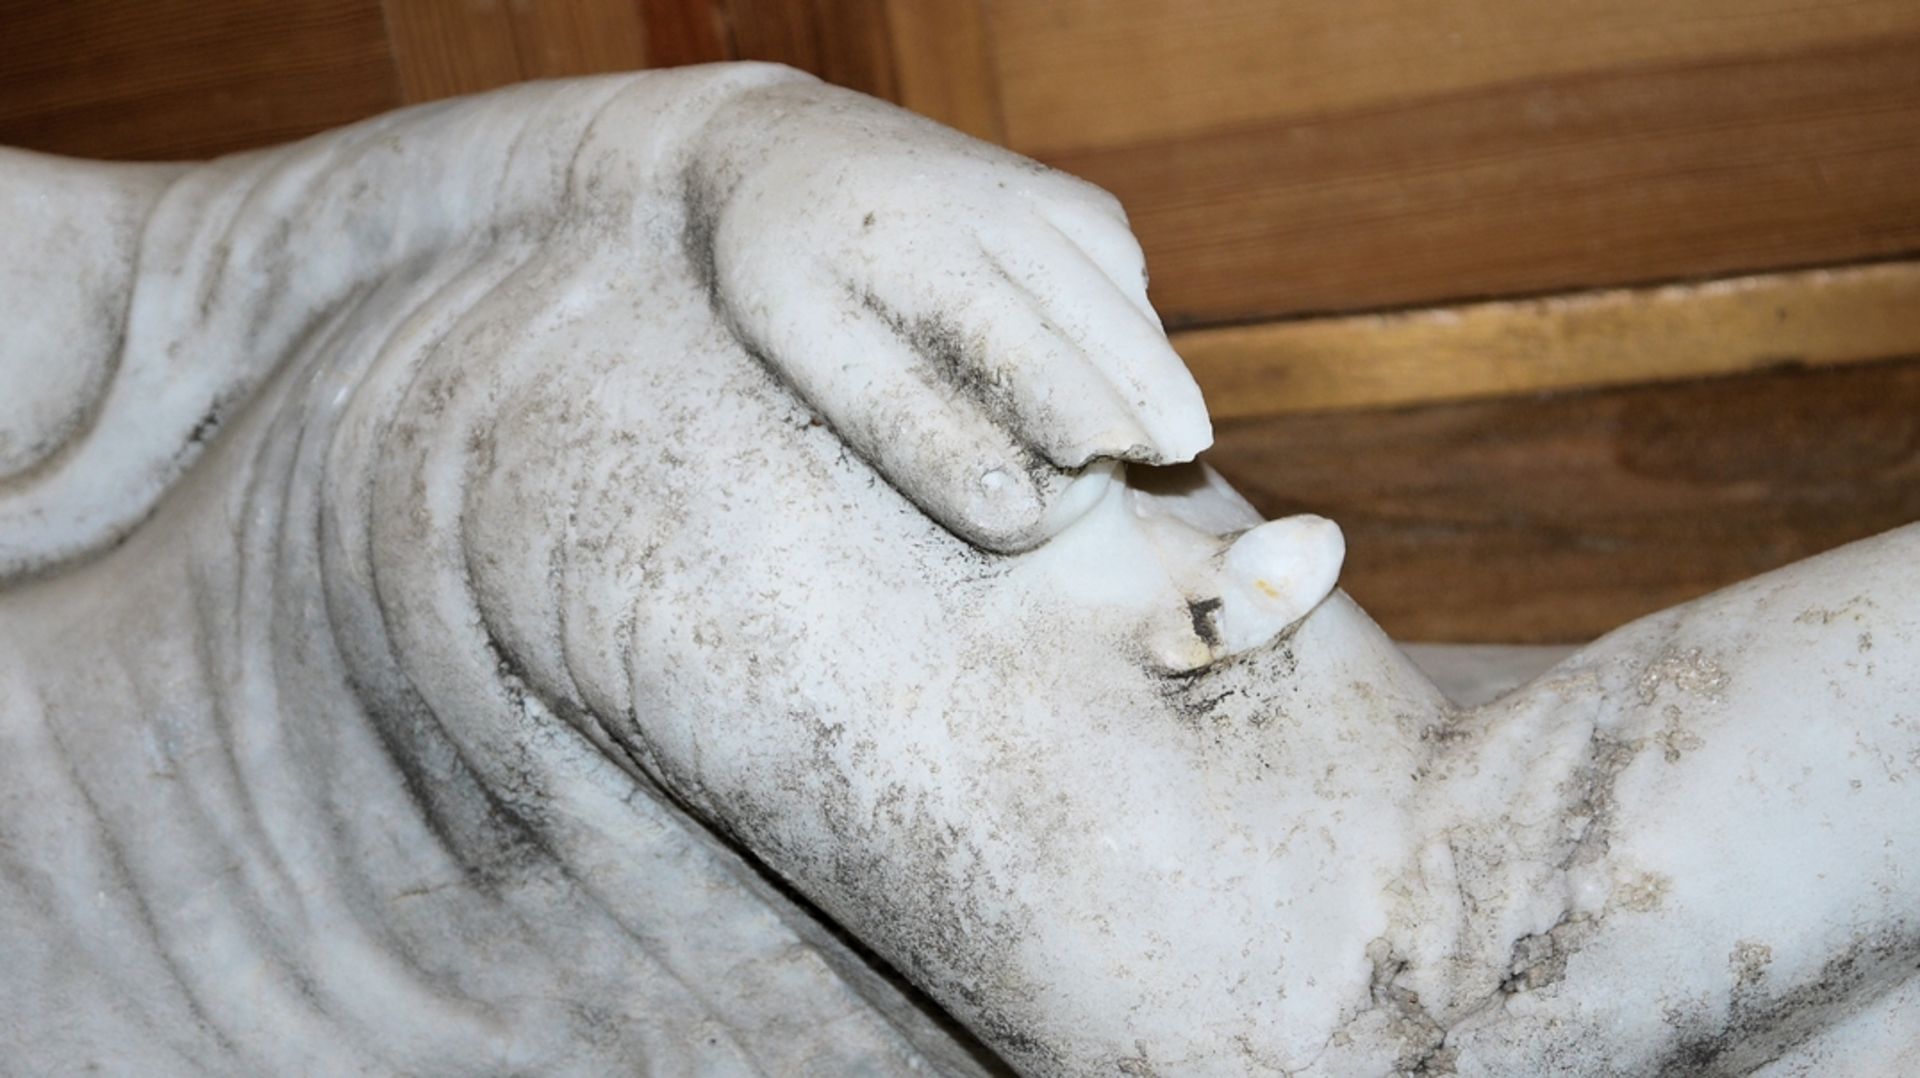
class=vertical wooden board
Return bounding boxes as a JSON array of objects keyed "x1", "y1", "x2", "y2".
[
  {"x1": 883, "y1": 0, "x2": 1004, "y2": 142},
  {"x1": 382, "y1": 0, "x2": 524, "y2": 102},
  {"x1": 507, "y1": 0, "x2": 649, "y2": 80},
  {"x1": 725, "y1": 0, "x2": 897, "y2": 100},
  {"x1": 721, "y1": 0, "x2": 822, "y2": 77},
  {"x1": 0, "y1": 0, "x2": 402, "y2": 160},
  {"x1": 987, "y1": 0, "x2": 1920, "y2": 156},
  {"x1": 384, "y1": 0, "x2": 649, "y2": 104},
  {"x1": 642, "y1": 0, "x2": 731, "y2": 68}
]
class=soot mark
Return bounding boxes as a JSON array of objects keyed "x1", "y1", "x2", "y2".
[
  {"x1": 679, "y1": 167, "x2": 723, "y2": 314},
  {"x1": 1187, "y1": 597, "x2": 1224, "y2": 650}
]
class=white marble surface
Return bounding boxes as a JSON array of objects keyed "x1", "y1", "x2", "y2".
[{"x1": 0, "y1": 64, "x2": 1915, "y2": 1075}]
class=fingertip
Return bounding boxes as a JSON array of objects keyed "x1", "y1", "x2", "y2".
[
  {"x1": 1152, "y1": 400, "x2": 1215, "y2": 464},
  {"x1": 1036, "y1": 460, "x2": 1122, "y2": 535},
  {"x1": 1213, "y1": 514, "x2": 1346, "y2": 655},
  {"x1": 943, "y1": 456, "x2": 1123, "y2": 554},
  {"x1": 958, "y1": 462, "x2": 1049, "y2": 550},
  {"x1": 984, "y1": 226, "x2": 1213, "y2": 466},
  {"x1": 1128, "y1": 355, "x2": 1214, "y2": 464}
]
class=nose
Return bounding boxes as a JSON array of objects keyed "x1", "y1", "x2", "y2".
[
  {"x1": 1034, "y1": 461, "x2": 1345, "y2": 673},
  {"x1": 1210, "y1": 515, "x2": 1345, "y2": 656}
]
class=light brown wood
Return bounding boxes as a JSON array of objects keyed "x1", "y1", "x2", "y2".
[
  {"x1": 3, "y1": 0, "x2": 1914, "y2": 647},
  {"x1": 1210, "y1": 357, "x2": 1920, "y2": 642},
  {"x1": 0, "y1": 0, "x2": 401, "y2": 160},
  {"x1": 883, "y1": 0, "x2": 1004, "y2": 144},
  {"x1": 1175, "y1": 260, "x2": 1920, "y2": 420},
  {"x1": 989, "y1": 0, "x2": 1920, "y2": 156},
  {"x1": 1054, "y1": 35, "x2": 1920, "y2": 324}
]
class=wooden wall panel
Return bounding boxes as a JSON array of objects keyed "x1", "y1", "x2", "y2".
[
  {"x1": 881, "y1": 0, "x2": 1003, "y2": 143},
  {"x1": 507, "y1": 1, "x2": 650, "y2": 80},
  {"x1": 0, "y1": 0, "x2": 401, "y2": 160},
  {"x1": 724, "y1": 0, "x2": 896, "y2": 100},
  {"x1": 627, "y1": 0, "x2": 1003, "y2": 140},
  {"x1": 989, "y1": 0, "x2": 1920, "y2": 156},
  {"x1": 1051, "y1": 34, "x2": 1920, "y2": 325},
  {"x1": 3, "y1": 0, "x2": 1916, "y2": 643},
  {"x1": 640, "y1": 0, "x2": 731, "y2": 69},
  {"x1": 1176, "y1": 261, "x2": 1920, "y2": 418},
  {"x1": 382, "y1": 0, "x2": 524, "y2": 102},
  {"x1": 384, "y1": 0, "x2": 649, "y2": 103},
  {"x1": 1211, "y1": 358, "x2": 1920, "y2": 642}
]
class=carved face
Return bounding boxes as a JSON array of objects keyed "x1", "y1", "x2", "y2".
[{"x1": 437, "y1": 271, "x2": 1444, "y2": 1068}]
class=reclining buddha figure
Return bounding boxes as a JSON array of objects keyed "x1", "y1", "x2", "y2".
[{"x1": 1, "y1": 64, "x2": 1915, "y2": 1076}]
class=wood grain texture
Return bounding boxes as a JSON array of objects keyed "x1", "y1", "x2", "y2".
[
  {"x1": 0, "y1": 0, "x2": 401, "y2": 160},
  {"x1": 990, "y1": 0, "x2": 1920, "y2": 156},
  {"x1": 882, "y1": 0, "x2": 1004, "y2": 144},
  {"x1": 724, "y1": 0, "x2": 896, "y2": 100},
  {"x1": 1210, "y1": 358, "x2": 1920, "y2": 643},
  {"x1": 1057, "y1": 34, "x2": 1920, "y2": 325},
  {"x1": 383, "y1": 0, "x2": 648, "y2": 103},
  {"x1": 1177, "y1": 261, "x2": 1920, "y2": 419},
  {"x1": 4, "y1": 0, "x2": 1914, "y2": 650},
  {"x1": 383, "y1": 0, "x2": 521, "y2": 101},
  {"x1": 505, "y1": 0, "x2": 648, "y2": 81},
  {"x1": 641, "y1": 0, "x2": 731, "y2": 68}
]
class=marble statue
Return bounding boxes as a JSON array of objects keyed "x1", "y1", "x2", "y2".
[{"x1": 1, "y1": 63, "x2": 1914, "y2": 1076}]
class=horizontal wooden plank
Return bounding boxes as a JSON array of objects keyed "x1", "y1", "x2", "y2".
[
  {"x1": 991, "y1": 0, "x2": 1920, "y2": 157},
  {"x1": 0, "y1": 0, "x2": 401, "y2": 160},
  {"x1": 1052, "y1": 35, "x2": 1920, "y2": 325},
  {"x1": 1207, "y1": 357, "x2": 1920, "y2": 642},
  {"x1": 1175, "y1": 260, "x2": 1920, "y2": 419}
]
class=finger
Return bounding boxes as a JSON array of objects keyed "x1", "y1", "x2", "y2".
[
  {"x1": 750, "y1": 269, "x2": 1078, "y2": 553},
  {"x1": 1031, "y1": 190, "x2": 1158, "y2": 319},
  {"x1": 862, "y1": 254, "x2": 1158, "y2": 471},
  {"x1": 981, "y1": 224, "x2": 1212, "y2": 463}
]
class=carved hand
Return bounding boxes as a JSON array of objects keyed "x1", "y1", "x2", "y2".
[{"x1": 686, "y1": 79, "x2": 1212, "y2": 551}]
